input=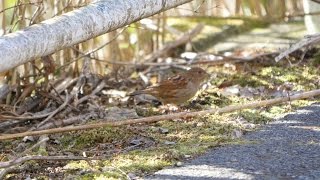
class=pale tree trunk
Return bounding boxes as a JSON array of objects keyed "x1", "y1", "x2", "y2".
[{"x1": 0, "y1": 0, "x2": 193, "y2": 73}]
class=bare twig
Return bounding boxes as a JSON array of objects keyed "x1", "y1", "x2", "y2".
[
  {"x1": 36, "y1": 91, "x2": 70, "y2": 128},
  {"x1": 0, "y1": 110, "x2": 56, "y2": 121},
  {"x1": 1, "y1": 89, "x2": 320, "y2": 140},
  {"x1": 18, "y1": 137, "x2": 49, "y2": 157},
  {"x1": 57, "y1": 27, "x2": 127, "y2": 70},
  {"x1": 0, "y1": 1, "x2": 42, "y2": 14},
  {"x1": 74, "y1": 80, "x2": 106, "y2": 106},
  {"x1": 37, "y1": 113, "x2": 97, "y2": 130}
]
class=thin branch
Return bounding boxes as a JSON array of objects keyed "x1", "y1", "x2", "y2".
[
  {"x1": 0, "y1": 110, "x2": 55, "y2": 121},
  {"x1": 0, "y1": 1, "x2": 42, "y2": 14},
  {"x1": 18, "y1": 137, "x2": 49, "y2": 157},
  {"x1": 36, "y1": 91, "x2": 70, "y2": 128},
  {"x1": 74, "y1": 80, "x2": 106, "y2": 106},
  {"x1": 1, "y1": 89, "x2": 320, "y2": 140},
  {"x1": 57, "y1": 27, "x2": 127, "y2": 70}
]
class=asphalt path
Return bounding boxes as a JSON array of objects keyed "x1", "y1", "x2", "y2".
[{"x1": 146, "y1": 103, "x2": 320, "y2": 180}]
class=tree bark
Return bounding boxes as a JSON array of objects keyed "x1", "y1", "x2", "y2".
[{"x1": 0, "y1": 0, "x2": 193, "y2": 73}]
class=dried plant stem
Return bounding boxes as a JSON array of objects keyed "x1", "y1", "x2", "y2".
[{"x1": 1, "y1": 89, "x2": 320, "y2": 140}]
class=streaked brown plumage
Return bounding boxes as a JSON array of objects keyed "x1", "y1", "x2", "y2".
[{"x1": 131, "y1": 67, "x2": 209, "y2": 104}]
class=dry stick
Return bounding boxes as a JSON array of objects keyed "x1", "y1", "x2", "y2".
[
  {"x1": 0, "y1": 79, "x2": 78, "y2": 122},
  {"x1": 0, "y1": 111, "x2": 54, "y2": 121},
  {"x1": 37, "y1": 113, "x2": 96, "y2": 130},
  {"x1": 1, "y1": 89, "x2": 320, "y2": 141},
  {"x1": 18, "y1": 137, "x2": 49, "y2": 157},
  {"x1": 74, "y1": 80, "x2": 106, "y2": 106},
  {"x1": 275, "y1": 33, "x2": 320, "y2": 62},
  {"x1": 36, "y1": 92, "x2": 70, "y2": 128}
]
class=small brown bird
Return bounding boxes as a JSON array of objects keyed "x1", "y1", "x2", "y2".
[{"x1": 131, "y1": 67, "x2": 210, "y2": 104}]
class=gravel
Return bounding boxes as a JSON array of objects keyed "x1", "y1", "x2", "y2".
[{"x1": 146, "y1": 103, "x2": 320, "y2": 180}]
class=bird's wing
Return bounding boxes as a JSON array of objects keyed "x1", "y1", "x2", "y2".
[{"x1": 148, "y1": 75, "x2": 189, "y2": 98}]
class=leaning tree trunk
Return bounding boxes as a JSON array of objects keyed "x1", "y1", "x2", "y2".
[{"x1": 0, "y1": 0, "x2": 193, "y2": 73}]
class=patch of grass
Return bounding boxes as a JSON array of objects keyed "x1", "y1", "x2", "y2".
[
  {"x1": 237, "y1": 109, "x2": 274, "y2": 124},
  {"x1": 61, "y1": 114, "x2": 236, "y2": 178},
  {"x1": 59, "y1": 126, "x2": 135, "y2": 150}
]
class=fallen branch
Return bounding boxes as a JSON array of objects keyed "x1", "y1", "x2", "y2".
[
  {"x1": 275, "y1": 33, "x2": 320, "y2": 62},
  {"x1": 1, "y1": 89, "x2": 320, "y2": 140}
]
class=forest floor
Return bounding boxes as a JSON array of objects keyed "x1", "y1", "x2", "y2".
[{"x1": 1, "y1": 19, "x2": 320, "y2": 179}]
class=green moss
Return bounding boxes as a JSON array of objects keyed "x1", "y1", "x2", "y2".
[
  {"x1": 197, "y1": 90, "x2": 233, "y2": 107},
  {"x1": 237, "y1": 109, "x2": 272, "y2": 124},
  {"x1": 103, "y1": 151, "x2": 171, "y2": 173},
  {"x1": 59, "y1": 126, "x2": 135, "y2": 149},
  {"x1": 135, "y1": 107, "x2": 161, "y2": 117},
  {"x1": 311, "y1": 51, "x2": 320, "y2": 66}
]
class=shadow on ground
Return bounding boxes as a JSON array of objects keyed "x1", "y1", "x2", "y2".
[{"x1": 146, "y1": 103, "x2": 320, "y2": 180}]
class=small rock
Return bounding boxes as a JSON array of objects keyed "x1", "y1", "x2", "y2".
[
  {"x1": 128, "y1": 172, "x2": 138, "y2": 180},
  {"x1": 180, "y1": 52, "x2": 197, "y2": 60},
  {"x1": 196, "y1": 122, "x2": 204, "y2": 127},
  {"x1": 159, "y1": 127, "x2": 169, "y2": 134},
  {"x1": 105, "y1": 107, "x2": 139, "y2": 121},
  {"x1": 164, "y1": 141, "x2": 176, "y2": 145},
  {"x1": 221, "y1": 85, "x2": 240, "y2": 96},
  {"x1": 231, "y1": 129, "x2": 243, "y2": 139},
  {"x1": 244, "y1": 123, "x2": 256, "y2": 129},
  {"x1": 175, "y1": 162, "x2": 183, "y2": 167},
  {"x1": 23, "y1": 136, "x2": 34, "y2": 142},
  {"x1": 52, "y1": 139, "x2": 61, "y2": 145},
  {"x1": 130, "y1": 139, "x2": 142, "y2": 146}
]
